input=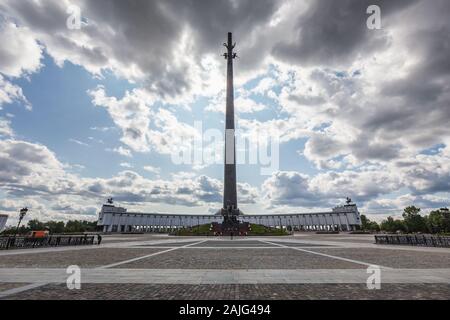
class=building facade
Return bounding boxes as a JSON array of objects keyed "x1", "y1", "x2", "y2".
[
  {"x1": 97, "y1": 203, "x2": 361, "y2": 233},
  {"x1": 0, "y1": 214, "x2": 8, "y2": 232}
]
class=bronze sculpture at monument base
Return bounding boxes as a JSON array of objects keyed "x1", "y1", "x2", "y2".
[{"x1": 211, "y1": 219, "x2": 250, "y2": 236}]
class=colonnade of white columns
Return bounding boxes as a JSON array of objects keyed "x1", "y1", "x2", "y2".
[{"x1": 100, "y1": 213, "x2": 358, "y2": 233}]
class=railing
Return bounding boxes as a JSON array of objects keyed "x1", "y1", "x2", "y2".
[
  {"x1": 375, "y1": 235, "x2": 450, "y2": 248},
  {"x1": 0, "y1": 235, "x2": 99, "y2": 250}
]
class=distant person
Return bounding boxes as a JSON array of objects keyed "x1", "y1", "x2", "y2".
[{"x1": 97, "y1": 234, "x2": 102, "y2": 245}]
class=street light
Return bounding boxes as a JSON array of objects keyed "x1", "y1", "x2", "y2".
[{"x1": 16, "y1": 207, "x2": 28, "y2": 237}]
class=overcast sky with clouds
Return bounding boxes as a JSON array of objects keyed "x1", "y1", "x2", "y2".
[{"x1": 1, "y1": 0, "x2": 450, "y2": 225}]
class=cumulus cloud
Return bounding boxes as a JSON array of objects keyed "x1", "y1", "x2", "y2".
[
  {"x1": 263, "y1": 146, "x2": 450, "y2": 211},
  {"x1": 0, "y1": 117, "x2": 13, "y2": 137},
  {"x1": 79, "y1": 171, "x2": 257, "y2": 207},
  {"x1": 0, "y1": 0, "x2": 280, "y2": 102},
  {"x1": 143, "y1": 166, "x2": 160, "y2": 175},
  {"x1": 89, "y1": 86, "x2": 153, "y2": 152},
  {"x1": 262, "y1": 169, "x2": 402, "y2": 210},
  {"x1": 0, "y1": 20, "x2": 43, "y2": 78},
  {"x1": 0, "y1": 75, "x2": 31, "y2": 110},
  {"x1": 262, "y1": 171, "x2": 324, "y2": 208},
  {"x1": 150, "y1": 108, "x2": 200, "y2": 155},
  {"x1": 0, "y1": 20, "x2": 41, "y2": 113},
  {"x1": 50, "y1": 199, "x2": 98, "y2": 217},
  {"x1": 106, "y1": 146, "x2": 132, "y2": 158},
  {"x1": 273, "y1": 0, "x2": 405, "y2": 66},
  {"x1": 0, "y1": 139, "x2": 258, "y2": 213},
  {"x1": 0, "y1": 139, "x2": 71, "y2": 194},
  {"x1": 89, "y1": 86, "x2": 200, "y2": 155},
  {"x1": 222, "y1": 1, "x2": 449, "y2": 175}
]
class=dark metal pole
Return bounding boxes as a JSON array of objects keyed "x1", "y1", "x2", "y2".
[
  {"x1": 15, "y1": 208, "x2": 28, "y2": 237},
  {"x1": 15, "y1": 219, "x2": 22, "y2": 237}
]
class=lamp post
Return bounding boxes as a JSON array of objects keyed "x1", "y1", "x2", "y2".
[
  {"x1": 197, "y1": 216, "x2": 200, "y2": 233},
  {"x1": 16, "y1": 207, "x2": 28, "y2": 237}
]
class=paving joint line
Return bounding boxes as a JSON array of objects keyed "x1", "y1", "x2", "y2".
[
  {"x1": 257, "y1": 239, "x2": 393, "y2": 270},
  {"x1": 2, "y1": 268, "x2": 450, "y2": 284},
  {"x1": 98, "y1": 239, "x2": 207, "y2": 269},
  {"x1": 0, "y1": 239, "x2": 208, "y2": 299}
]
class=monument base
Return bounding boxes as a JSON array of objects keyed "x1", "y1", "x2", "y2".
[
  {"x1": 222, "y1": 215, "x2": 240, "y2": 233},
  {"x1": 211, "y1": 217, "x2": 250, "y2": 236}
]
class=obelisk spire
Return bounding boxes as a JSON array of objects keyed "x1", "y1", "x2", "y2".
[{"x1": 222, "y1": 32, "x2": 239, "y2": 216}]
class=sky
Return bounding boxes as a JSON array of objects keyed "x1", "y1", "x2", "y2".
[{"x1": 1, "y1": 0, "x2": 450, "y2": 226}]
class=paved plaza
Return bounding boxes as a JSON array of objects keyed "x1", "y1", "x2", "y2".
[{"x1": 0, "y1": 233, "x2": 449, "y2": 300}]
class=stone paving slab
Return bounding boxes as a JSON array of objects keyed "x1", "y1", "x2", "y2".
[
  {"x1": 268, "y1": 241, "x2": 332, "y2": 247},
  {"x1": 309, "y1": 248, "x2": 450, "y2": 268},
  {"x1": 112, "y1": 249, "x2": 363, "y2": 269},
  {"x1": 319, "y1": 238, "x2": 376, "y2": 244},
  {"x1": 101, "y1": 235, "x2": 187, "y2": 242},
  {"x1": 135, "y1": 241, "x2": 200, "y2": 247},
  {"x1": 0, "y1": 283, "x2": 29, "y2": 292},
  {"x1": 0, "y1": 248, "x2": 165, "y2": 268},
  {"x1": 2, "y1": 234, "x2": 450, "y2": 300},
  {"x1": 292, "y1": 234, "x2": 375, "y2": 242},
  {"x1": 3, "y1": 283, "x2": 450, "y2": 300},
  {"x1": 2, "y1": 268, "x2": 449, "y2": 284},
  {"x1": 191, "y1": 241, "x2": 275, "y2": 247}
]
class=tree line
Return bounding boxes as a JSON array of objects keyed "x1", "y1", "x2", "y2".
[
  {"x1": 1, "y1": 219, "x2": 98, "y2": 235},
  {"x1": 361, "y1": 206, "x2": 450, "y2": 234}
]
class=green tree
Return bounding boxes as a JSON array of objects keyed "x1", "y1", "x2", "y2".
[
  {"x1": 361, "y1": 215, "x2": 369, "y2": 230},
  {"x1": 427, "y1": 208, "x2": 450, "y2": 233},
  {"x1": 65, "y1": 220, "x2": 97, "y2": 233},
  {"x1": 65, "y1": 220, "x2": 82, "y2": 233},
  {"x1": 1, "y1": 226, "x2": 30, "y2": 235},
  {"x1": 360, "y1": 215, "x2": 380, "y2": 231},
  {"x1": 45, "y1": 221, "x2": 65, "y2": 234},
  {"x1": 368, "y1": 221, "x2": 380, "y2": 232},
  {"x1": 380, "y1": 216, "x2": 406, "y2": 233},
  {"x1": 1, "y1": 219, "x2": 98, "y2": 236},
  {"x1": 27, "y1": 219, "x2": 46, "y2": 231},
  {"x1": 402, "y1": 206, "x2": 427, "y2": 233}
]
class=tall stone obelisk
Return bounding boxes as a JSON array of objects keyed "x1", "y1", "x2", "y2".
[{"x1": 221, "y1": 32, "x2": 240, "y2": 223}]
